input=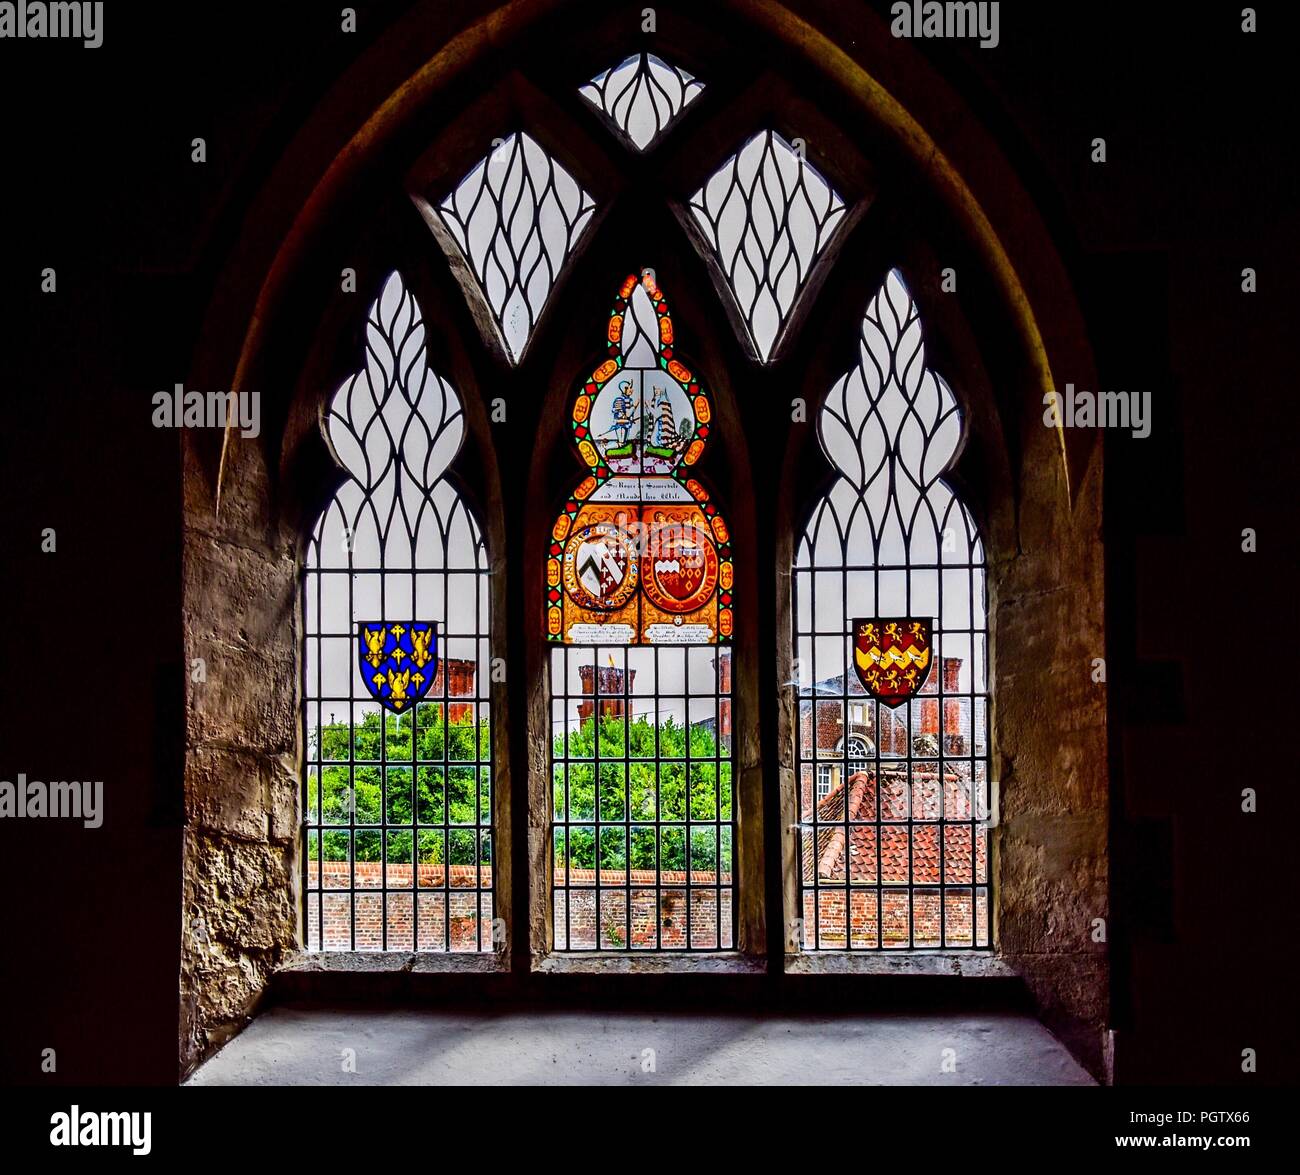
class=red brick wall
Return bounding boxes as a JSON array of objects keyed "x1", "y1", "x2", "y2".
[
  {"x1": 813, "y1": 699, "x2": 842, "y2": 755},
  {"x1": 307, "y1": 861, "x2": 737, "y2": 952},
  {"x1": 801, "y1": 886, "x2": 990, "y2": 948},
  {"x1": 307, "y1": 861, "x2": 493, "y2": 951},
  {"x1": 553, "y1": 869, "x2": 734, "y2": 949}
]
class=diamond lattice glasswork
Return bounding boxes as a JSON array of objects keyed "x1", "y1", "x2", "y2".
[
  {"x1": 579, "y1": 52, "x2": 704, "y2": 151},
  {"x1": 437, "y1": 132, "x2": 596, "y2": 363},
  {"x1": 690, "y1": 130, "x2": 846, "y2": 361}
]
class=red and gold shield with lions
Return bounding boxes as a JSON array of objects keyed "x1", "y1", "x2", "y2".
[{"x1": 853, "y1": 618, "x2": 933, "y2": 709}]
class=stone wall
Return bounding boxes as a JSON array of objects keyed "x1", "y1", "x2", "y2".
[
  {"x1": 991, "y1": 422, "x2": 1109, "y2": 1074},
  {"x1": 180, "y1": 436, "x2": 302, "y2": 1075}
]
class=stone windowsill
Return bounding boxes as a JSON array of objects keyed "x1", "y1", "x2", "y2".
[
  {"x1": 275, "y1": 949, "x2": 1011, "y2": 978},
  {"x1": 534, "y1": 951, "x2": 766, "y2": 975},
  {"x1": 279, "y1": 949, "x2": 508, "y2": 974},
  {"x1": 784, "y1": 949, "x2": 1014, "y2": 977}
]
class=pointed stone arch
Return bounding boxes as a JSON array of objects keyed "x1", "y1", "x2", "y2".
[{"x1": 182, "y1": 0, "x2": 1106, "y2": 1080}]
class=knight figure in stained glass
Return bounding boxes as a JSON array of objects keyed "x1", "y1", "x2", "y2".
[{"x1": 545, "y1": 269, "x2": 734, "y2": 647}]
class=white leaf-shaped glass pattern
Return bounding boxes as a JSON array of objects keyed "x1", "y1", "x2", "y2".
[
  {"x1": 304, "y1": 271, "x2": 494, "y2": 953},
  {"x1": 436, "y1": 132, "x2": 596, "y2": 363},
  {"x1": 793, "y1": 269, "x2": 990, "y2": 951},
  {"x1": 579, "y1": 52, "x2": 704, "y2": 151},
  {"x1": 690, "y1": 130, "x2": 846, "y2": 361}
]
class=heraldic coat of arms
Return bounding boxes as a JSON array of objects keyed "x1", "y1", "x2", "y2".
[
  {"x1": 357, "y1": 622, "x2": 439, "y2": 713},
  {"x1": 852, "y1": 618, "x2": 933, "y2": 709}
]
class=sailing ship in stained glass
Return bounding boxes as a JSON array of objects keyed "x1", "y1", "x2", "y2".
[{"x1": 545, "y1": 268, "x2": 733, "y2": 646}]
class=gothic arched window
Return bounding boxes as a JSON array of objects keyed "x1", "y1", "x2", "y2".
[
  {"x1": 303, "y1": 272, "x2": 494, "y2": 953},
  {"x1": 546, "y1": 269, "x2": 735, "y2": 951},
  {"x1": 181, "y1": 0, "x2": 1110, "y2": 1080},
  {"x1": 793, "y1": 270, "x2": 989, "y2": 951}
]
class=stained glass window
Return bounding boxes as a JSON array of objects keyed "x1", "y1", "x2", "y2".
[
  {"x1": 434, "y1": 132, "x2": 596, "y2": 363},
  {"x1": 303, "y1": 272, "x2": 494, "y2": 952},
  {"x1": 579, "y1": 53, "x2": 704, "y2": 151},
  {"x1": 690, "y1": 130, "x2": 846, "y2": 361},
  {"x1": 546, "y1": 269, "x2": 735, "y2": 950},
  {"x1": 793, "y1": 269, "x2": 990, "y2": 951}
]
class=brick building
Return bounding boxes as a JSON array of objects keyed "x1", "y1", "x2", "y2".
[
  {"x1": 802, "y1": 655, "x2": 985, "y2": 798},
  {"x1": 434, "y1": 658, "x2": 477, "y2": 723},
  {"x1": 799, "y1": 654, "x2": 989, "y2": 947},
  {"x1": 576, "y1": 661, "x2": 638, "y2": 721}
]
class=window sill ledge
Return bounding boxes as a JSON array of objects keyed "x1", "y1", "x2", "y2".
[
  {"x1": 534, "y1": 951, "x2": 766, "y2": 976},
  {"x1": 280, "y1": 950, "x2": 508, "y2": 975},
  {"x1": 785, "y1": 950, "x2": 1013, "y2": 977}
]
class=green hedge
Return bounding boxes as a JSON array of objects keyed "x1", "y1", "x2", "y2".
[
  {"x1": 307, "y1": 703, "x2": 488, "y2": 866},
  {"x1": 552, "y1": 713, "x2": 732, "y2": 874},
  {"x1": 306, "y1": 706, "x2": 732, "y2": 876}
]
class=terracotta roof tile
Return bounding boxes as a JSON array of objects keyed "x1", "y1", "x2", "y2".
[{"x1": 805, "y1": 771, "x2": 988, "y2": 886}]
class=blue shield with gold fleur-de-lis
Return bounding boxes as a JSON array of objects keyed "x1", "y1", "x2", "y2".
[{"x1": 357, "y1": 622, "x2": 439, "y2": 713}]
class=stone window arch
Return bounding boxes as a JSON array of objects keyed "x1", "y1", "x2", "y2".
[{"x1": 182, "y1": 0, "x2": 1107, "y2": 1077}]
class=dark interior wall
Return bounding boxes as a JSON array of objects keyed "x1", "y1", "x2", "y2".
[
  {"x1": 0, "y1": 1, "x2": 1293, "y2": 1086},
  {"x1": 958, "y1": 7, "x2": 1299, "y2": 1083}
]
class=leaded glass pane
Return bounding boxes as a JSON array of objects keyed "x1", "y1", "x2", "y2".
[
  {"x1": 546, "y1": 269, "x2": 735, "y2": 951},
  {"x1": 304, "y1": 272, "x2": 494, "y2": 952},
  {"x1": 690, "y1": 131, "x2": 846, "y2": 361},
  {"x1": 436, "y1": 132, "x2": 596, "y2": 363},
  {"x1": 793, "y1": 269, "x2": 990, "y2": 951},
  {"x1": 579, "y1": 52, "x2": 704, "y2": 151}
]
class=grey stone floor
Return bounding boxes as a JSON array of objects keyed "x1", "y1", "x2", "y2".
[{"x1": 186, "y1": 1005, "x2": 1095, "y2": 1085}]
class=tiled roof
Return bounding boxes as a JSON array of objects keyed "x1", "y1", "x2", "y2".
[{"x1": 806, "y1": 771, "x2": 988, "y2": 887}]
